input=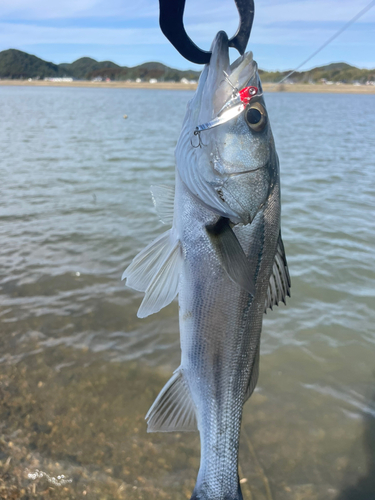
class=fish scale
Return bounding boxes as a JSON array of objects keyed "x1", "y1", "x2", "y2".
[
  {"x1": 123, "y1": 31, "x2": 290, "y2": 500},
  {"x1": 179, "y1": 186, "x2": 277, "y2": 500}
]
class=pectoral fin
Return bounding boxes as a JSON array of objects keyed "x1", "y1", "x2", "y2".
[
  {"x1": 206, "y1": 217, "x2": 256, "y2": 295},
  {"x1": 150, "y1": 185, "x2": 175, "y2": 225},
  {"x1": 122, "y1": 231, "x2": 171, "y2": 292},
  {"x1": 122, "y1": 229, "x2": 182, "y2": 318},
  {"x1": 137, "y1": 239, "x2": 182, "y2": 318}
]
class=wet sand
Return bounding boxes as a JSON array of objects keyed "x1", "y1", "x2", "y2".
[
  {"x1": 0, "y1": 346, "x2": 200, "y2": 500},
  {"x1": 0, "y1": 338, "x2": 373, "y2": 499},
  {"x1": 1, "y1": 79, "x2": 375, "y2": 94}
]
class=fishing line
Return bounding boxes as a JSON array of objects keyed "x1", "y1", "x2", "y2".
[{"x1": 274, "y1": 0, "x2": 375, "y2": 86}]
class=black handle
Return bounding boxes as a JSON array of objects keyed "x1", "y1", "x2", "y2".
[{"x1": 159, "y1": 0, "x2": 255, "y2": 64}]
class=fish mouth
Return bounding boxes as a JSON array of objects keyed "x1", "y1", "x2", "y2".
[
  {"x1": 195, "y1": 31, "x2": 258, "y2": 128},
  {"x1": 229, "y1": 51, "x2": 256, "y2": 90}
]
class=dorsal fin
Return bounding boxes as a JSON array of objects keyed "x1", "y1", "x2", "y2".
[
  {"x1": 150, "y1": 185, "x2": 175, "y2": 225},
  {"x1": 146, "y1": 369, "x2": 198, "y2": 432},
  {"x1": 264, "y1": 232, "x2": 291, "y2": 313}
]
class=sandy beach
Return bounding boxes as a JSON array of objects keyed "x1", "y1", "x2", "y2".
[{"x1": 1, "y1": 79, "x2": 375, "y2": 94}]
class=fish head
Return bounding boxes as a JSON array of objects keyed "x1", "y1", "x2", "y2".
[{"x1": 176, "y1": 31, "x2": 278, "y2": 224}]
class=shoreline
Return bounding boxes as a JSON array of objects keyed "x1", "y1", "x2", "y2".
[{"x1": 1, "y1": 79, "x2": 375, "y2": 94}]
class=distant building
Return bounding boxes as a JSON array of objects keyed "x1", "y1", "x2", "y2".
[
  {"x1": 149, "y1": 78, "x2": 157, "y2": 83},
  {"x1": 44, "y1": 77, "x2": 73, "y2": 82}
]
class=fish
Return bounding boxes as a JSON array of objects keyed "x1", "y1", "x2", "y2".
[{"x1": 123, "y1": 30, "x2": 290, "y2": 500}]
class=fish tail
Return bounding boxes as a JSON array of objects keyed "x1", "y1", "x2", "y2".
[{"x1": 190, "y1": 477, "x2": 243, "y2": 500}]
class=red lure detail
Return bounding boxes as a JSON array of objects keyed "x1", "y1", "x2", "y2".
[{"x1": 239, "y1": 86, "x2": 258, "y2": 105}]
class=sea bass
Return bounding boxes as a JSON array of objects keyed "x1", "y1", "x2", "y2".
[{"x1": 123, "y1": 31, "x2": 290, "y2": 500}]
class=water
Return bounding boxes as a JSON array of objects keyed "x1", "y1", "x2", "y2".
[{"x1": 0, "y1": 85, "x2": 374, "y2": 499}]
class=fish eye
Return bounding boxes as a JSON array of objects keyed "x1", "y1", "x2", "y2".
[{"x1": 245, "y1": 102, "x2": 267, "y2": 132}]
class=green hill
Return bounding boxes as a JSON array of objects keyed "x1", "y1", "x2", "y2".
[
  {"x1": 59, "y1": 57, "x2": 120, "y2": 79},
  {"x1": 0, "y1": 49, "x2": 374, "y2": 84},
  {"x1": 0, "y1": 49, "x2": 61, "y2": 79},
  {"x1": 260, "y1": 62, "x2": 375, "y2": 84},
  {"x1": 315, "y1": 62, "x2": 354, "y2": 71},
  {"x1": 0, "y1": 49, "x2": 200, "y2": 81}
]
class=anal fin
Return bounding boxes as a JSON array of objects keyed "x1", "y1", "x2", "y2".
[{"x1": 146, "y1": 369, "x2": 198, "y2": 432}]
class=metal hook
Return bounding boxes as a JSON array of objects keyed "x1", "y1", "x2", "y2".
[
  {"x1": 191, "y1": 129, "x2": 207, "y2": 148},
  {"x1": 159, "y1": 0, "x2": 255, "y2": 64}
]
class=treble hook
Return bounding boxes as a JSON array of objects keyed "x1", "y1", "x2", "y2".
[
  {"x1": 191, "y1": 129, "x2": 207, "y2": 148},
  {"x1": 159, "y1": 0, "x2": 255, "y2": 64}
]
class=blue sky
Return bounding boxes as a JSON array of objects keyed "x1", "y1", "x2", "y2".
[{"x1": 0, "y1": 0, "x2": 374, "y2": 71}]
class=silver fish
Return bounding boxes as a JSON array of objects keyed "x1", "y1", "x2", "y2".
[{"x1": 123, "y1": 31, "x2": 290, "y2": 500}]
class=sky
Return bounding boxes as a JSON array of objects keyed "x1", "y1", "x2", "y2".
[{"x1": 0, "y1": 0, "x2": 374, "y2": 72}]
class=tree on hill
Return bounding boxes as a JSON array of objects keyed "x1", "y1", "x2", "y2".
[
  {"x1": 59, "y1": 57, "x2": 120, "y2": 79},
  {"x1": 0, "y1": 49, "x2": 373, "y2": 84},
  {"x1": 0, "y1": 49, "x2": 61, "y2": 79}
]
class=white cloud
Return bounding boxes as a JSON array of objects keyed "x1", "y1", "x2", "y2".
[
  {"x1": 0, "y1": 0, "x2": 373, "y2": 69},
  {"x1": 0, "y1": 19, "x2": 367, "y2": 54},
  {"x1": 185, "y1": 19, "x2": 369, "y2": 47},
  {"x1": 0, "y1": 0, "x2": 99, "y2": 19},
  {"x1": 181, "y1": 0, "x2": 375, "y2": 24},
  {"x1": 1, "y1": 0, "x2": 374, "y2": 22},
  {"x1": 256, "y1": 0, "x2": 375, "y2": 23},
  {"x1": 1, "y1": 6, "x2": 372, "y2": 51},
  {"x1": 0, "y1": 23, "x2": 164, "y2": 46},
  {"x1": 0, "y1": 0, "x2": 157, "y2": 19}
]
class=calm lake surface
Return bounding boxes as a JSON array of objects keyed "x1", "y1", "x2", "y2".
[{"x1": 0, "y1": 86, "x2": 374, "y2": 499}]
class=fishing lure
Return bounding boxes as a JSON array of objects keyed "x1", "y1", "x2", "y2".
[{"x1": 193, "y1": 72, "x2": 259, "y2": 146}]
